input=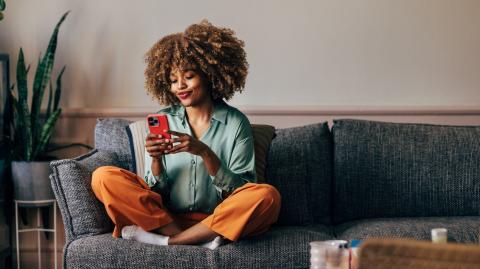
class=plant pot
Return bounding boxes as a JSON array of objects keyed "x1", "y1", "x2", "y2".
[{"x1": 11, "y1": 161, "x2": 54, "y2": 205}]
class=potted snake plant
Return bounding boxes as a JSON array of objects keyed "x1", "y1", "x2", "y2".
[{"x1": 5, "y1": 12, "x2": 68, "y2": 202}]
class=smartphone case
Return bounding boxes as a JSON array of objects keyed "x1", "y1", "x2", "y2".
[{"x1": 147, "y1": 114, "x2": 171, "y2": 139}]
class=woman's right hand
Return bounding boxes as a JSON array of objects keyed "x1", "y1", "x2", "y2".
[{"x1": 145, "y1": 133, "x2": 173, "y2": 160}]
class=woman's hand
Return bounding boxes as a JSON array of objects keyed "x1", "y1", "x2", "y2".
[
  {"x1": 145, "y1": 133, "x2": 173, "y2": 160},
  {"x1": 165, "y1": 130, "x2": 209, "y2": 156},
  {"x1": 166, "y1": 130, "x2": 221, "y2": 180}
]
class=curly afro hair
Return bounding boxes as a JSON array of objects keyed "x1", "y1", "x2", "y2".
[{"x1": 144, "y1": 20, "x2": 249, "y2": 106}]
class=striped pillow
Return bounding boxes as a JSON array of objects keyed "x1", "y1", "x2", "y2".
[
  {"x1": 125, "y1": 120, "x2": 148, "y2": 178},
  {"x1": 125, "y1": 120, "x2": 276, "y2": 183}
]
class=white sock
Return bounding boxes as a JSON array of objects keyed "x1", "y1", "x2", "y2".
[
  {"x1": 121, "y1": 225, "x2": 169, "y2": 246},
  {"x1": 200, "y1": 236, "x2": 224, "y2": 250}
]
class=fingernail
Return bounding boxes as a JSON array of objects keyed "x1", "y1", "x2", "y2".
[{"x1": 164, "y1": 150, "x2": 168, "y2": 153}]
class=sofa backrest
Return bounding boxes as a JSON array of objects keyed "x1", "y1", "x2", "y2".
[
  {"x1": 266, "y1": 122, "x2": 333, "y2": 225},
  {"x1": 94, "y1": 118, "x2": 133, "y2": 171},
  {"x1": 332, "y1": 119, "x2": 480, "y2": 224},
  {"x1": 94, "y1": 118, "x2": 335, "y2": 226}
]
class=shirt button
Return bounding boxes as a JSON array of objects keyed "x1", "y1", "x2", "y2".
[
  {"x1": 191, "y1": 160, "x2": 195, "y2": 165},
  {"x1": 189, "y1": 206, "x2": 193, "y2": 211}
]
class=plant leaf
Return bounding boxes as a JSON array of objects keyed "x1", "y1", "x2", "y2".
[
  {"x1": 16, "y1": 49, "x2": 28, "y2": 107},
  {"x1": 53, "y1": 65, "x2": 65, "y2": 111},
  {"x1": 31, "y1": 108, "x2": 62, "y2": 160},
  {"x1": 30, "y1": 11, "x2": 69, "y2": 153},
  {"x1": 46, "y1": 80, "x2": 53, "y2": 120},
  {"x1": 16, "y1": 48, "x2": 32, "y2": 160}
]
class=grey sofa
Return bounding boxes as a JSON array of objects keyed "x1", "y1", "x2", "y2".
[{"x1": 50, "y1": 118, "x2": 480, "y2": 269}]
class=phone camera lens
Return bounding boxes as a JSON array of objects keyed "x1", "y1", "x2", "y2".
[{"x1": 148, "y1": 117, "x2": 159, "y2": 126}]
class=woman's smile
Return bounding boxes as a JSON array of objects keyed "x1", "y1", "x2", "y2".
[{"x1": 177, "y1": 91, "x2": 193, "y2": 100}]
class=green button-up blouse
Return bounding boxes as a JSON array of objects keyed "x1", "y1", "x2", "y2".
[{"x1": 143, "y1": 100, "x2": 256, "y2": 214}]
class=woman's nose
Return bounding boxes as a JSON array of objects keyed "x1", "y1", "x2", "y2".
[{"x1": 177, "y1": 78, "x2": 187, "y2": 89}]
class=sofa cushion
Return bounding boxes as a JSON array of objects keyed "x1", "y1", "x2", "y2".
[
  {"x1": 95, "y1": 118, "x2": 133, "y2": 171},
  {"x1": 50, "y1": 150, "x2": 119, "y2": 241},
  {"x1": 335, "y1": 216, "x2": 480, "y2": 243},
  {"x1": 66, "y1": 225, "x2": 333, "y2": 269},
  {"x1": 266, "y1": 122, "x2": 333, "y2": 225},
  {"x1": 66, "y1": 234, "x2": 210, "y2": 269},
  {"x1": 250, "y1": 124, "x2": 276, "y2": 183},
  {"x1": 332, "y1": 119, "x2": 480, "y2": 223},
  {"x1": 214, "y1": 225, "x2": 333, "y2": 269}
]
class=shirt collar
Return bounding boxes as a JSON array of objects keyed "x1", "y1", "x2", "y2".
[{"x1": 171, "y1": 100, "x2": 228, "y2": 125}]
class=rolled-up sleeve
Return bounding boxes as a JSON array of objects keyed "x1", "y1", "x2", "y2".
[
  {"x1": 210, "y1": 119, "x2": 256, "y2": 193},
  {"x1": 144, "y1": 141, "x2": 169, "y2": 192}
]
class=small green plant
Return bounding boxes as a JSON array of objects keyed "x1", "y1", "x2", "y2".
[{"x1": 5, "y1": 12, "x2": 69, "y2": 161}]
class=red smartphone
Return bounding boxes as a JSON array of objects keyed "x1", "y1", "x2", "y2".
[{"x1": 147, "y1": 114, "x2": 171, "y2": 139}]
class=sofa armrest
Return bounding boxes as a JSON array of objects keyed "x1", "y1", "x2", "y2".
[
  {"x1": 50, "y1": 149, "x2": 120, "y2": 242},
  {"x1": 358, "y1": 238, "x2": 480, "y2": 269}
]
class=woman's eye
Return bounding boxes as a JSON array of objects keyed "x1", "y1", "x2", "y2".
[{"x1": 170, "y1": 80, "x2": 177, "y2": 84}]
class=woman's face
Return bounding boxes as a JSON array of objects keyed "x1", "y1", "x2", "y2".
[{"x1": 169, "y1": 68, "x2": 210, "y2": 107}]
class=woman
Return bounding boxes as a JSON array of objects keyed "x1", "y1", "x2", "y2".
[{"x1": 91, "y1": 20, "x2": 281, "y2": 249}]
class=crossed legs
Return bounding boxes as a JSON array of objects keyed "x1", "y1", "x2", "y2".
[{"x1": 91, "y1": 166, "x2": 281, "y2": 247}]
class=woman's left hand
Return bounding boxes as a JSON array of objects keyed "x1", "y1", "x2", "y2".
[{"x1": 165, "y1": 130, "x2": 209, "y2": 156}]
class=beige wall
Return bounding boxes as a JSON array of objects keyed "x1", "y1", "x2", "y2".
[{"x1": 1, "y1": 0, "x2": 480, "y2": 109}]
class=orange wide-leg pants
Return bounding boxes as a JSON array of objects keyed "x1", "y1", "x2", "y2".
[{"x1": 91, "y1": 166, "x2": 281, "y2": 241}]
